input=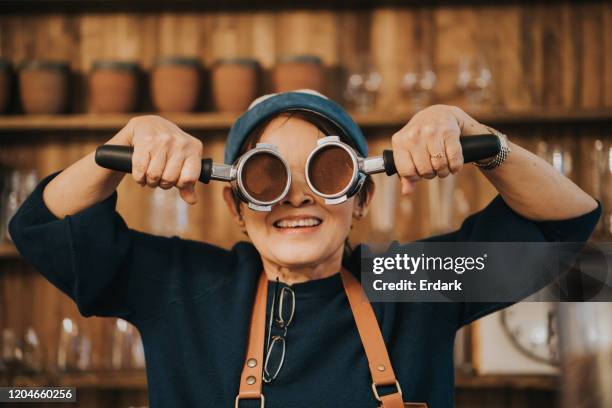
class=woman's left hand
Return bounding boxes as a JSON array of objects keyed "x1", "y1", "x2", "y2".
[{"x1": 391, "y1": 104, "x2": 489, "y2": 195}]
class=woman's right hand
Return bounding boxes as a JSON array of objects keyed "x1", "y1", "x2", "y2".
[{"x1": 108, "y1": 115, "x2": 204, "y2": 205}]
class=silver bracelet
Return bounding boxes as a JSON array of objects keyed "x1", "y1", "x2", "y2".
[{"x1": 474, "y1": 126, "x2": 510, "y2": 170}]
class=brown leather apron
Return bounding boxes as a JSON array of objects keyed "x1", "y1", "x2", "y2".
[{"x1": 234, "y1": 268, "x2": 428, "y2": 408}]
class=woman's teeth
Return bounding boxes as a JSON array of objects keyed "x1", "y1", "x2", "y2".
[{"x1": 274, "y1": 218, "x2": 322, "y2": 228}]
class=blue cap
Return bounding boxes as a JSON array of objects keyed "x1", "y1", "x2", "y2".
[{"x1": 224, "y1": 90, "x2": 367, "y2": 164}]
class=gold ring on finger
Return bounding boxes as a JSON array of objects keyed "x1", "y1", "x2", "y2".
[{"x1": 430, "y1": 152, "x2": 445, "y2": 159}]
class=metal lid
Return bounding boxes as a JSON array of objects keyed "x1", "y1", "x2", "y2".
[
  {"x1": 19, "y1": 60, "x2": 70, "y2": 71},
  {"x1": 91, "y1": 60, "x2": 139, "y2": 72},
  {"x1": 154, "y1": 56, "x2": 201, "y2": 67},
  {"x1": 214, "y1": 57, "x2": 259, "y2": 68},
  {"x1": 277, "y1": 55, "x2": 322, "y2": 65}
]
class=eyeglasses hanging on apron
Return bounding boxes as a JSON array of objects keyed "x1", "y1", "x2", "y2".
[
  {"x1": 235, "y1": 268, "x2": 429, "y2": 408},
  {"x1": 262, "y1": 278, "x2": 294, "y2": 383},
  {"x1": 94, "y1": 134, "x2": 500, "y2": 211}
]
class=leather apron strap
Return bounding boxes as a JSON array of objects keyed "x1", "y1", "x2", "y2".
[
  {"x1": 340, "y1": 267, "x2": 405, "y2": 408},
  {"x1": 235, "y1": 271, "x2": 268, "y2": 408},
  {"x1": 236, "y1": 269, "x2": 424, "y2": 408}
]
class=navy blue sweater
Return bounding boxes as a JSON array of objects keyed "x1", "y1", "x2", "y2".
[{"x1": 9, "y1": 170, "x2": 601, "y2": 408}]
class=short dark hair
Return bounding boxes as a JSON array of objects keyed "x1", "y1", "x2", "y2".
[{"x1": 231, "y1": 110, "x2": 374, "y2": 259}]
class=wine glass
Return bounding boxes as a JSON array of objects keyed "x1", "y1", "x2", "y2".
[
  {"x1": 400, "y1": 53, "x2": 436, "y2": 110},
  {"x1": 343, "y1": 54, "x2": 382, "y2": 114},
  {"x1": 57, "y1": 317, "x2": 83, "y2": 371},
  {"x1": 2, "y1": 170, "x2": 20, "y2": 242},
  {"x1": 2, "y1": 328, "x2": 23, "y2": 383},
  {"x1": 456, "y1": 54, "x2": 493, "y2": 109},
  {"x1": 111, "y1": 318, "x2": 136, "y2": 370},
  {"x1": 536, "y1": 137, "x2": 573, "y2": 178},
  {"x1": 149, "y1": 187, "x2": 189, "y2": 237},
  {"x1": 2, "y1": 168, "x2": 38, "y2": 242},
  {"x1": 22, "y1": 327, "x2": 43, "y2": 374},
  {"x1": 131, "y1": 330, "x2": 145, "y2": 369},
  {"x1": 601, "y1": 141, "x2": 612, "y2": 237}
]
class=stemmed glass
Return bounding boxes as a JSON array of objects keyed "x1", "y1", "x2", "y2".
[
  {"x1": 601, "y1": 141, "x2": 612, "y2": 237},
  {"x1": 111, "y1": 318, "x2": 143, "y2": 370},
  {"x1": 456, "y1": 54, "x2": 493, "y2": 109},
  {"x1": 536, "y1": 138, "x2": 573, "y2": 178},
  {"x1": 343, "y1": 54, "x2": 382, "y2": 114},
  {"x1": 22, "y1": 327, "x2": 43, "y2": 374},
  {"x1": 400, "y1": 53, "x2": 436, "y2": 110},
  {"x1": 2, "y1": 168, "x2": 39, "y2": 242},
  {"x1": 149, "y1": 187, "x2": 189, "y2": 237},
  {"x1": 57, "y1": 317, "x2": 91, "y2": 372},
  {"x1": 2, "y1": 328, "x2": 22, "y2": 383}
]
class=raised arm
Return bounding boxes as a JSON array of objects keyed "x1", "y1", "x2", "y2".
[
  {"x1": 390, "y1": 105, "x2": 597, "y2": 221},
  {"x1": 43, "y1": 115, "x2": 204, "y2": 218},
  {"x1": 9, "y1": 115, "x2": 207, "y2": 321}
]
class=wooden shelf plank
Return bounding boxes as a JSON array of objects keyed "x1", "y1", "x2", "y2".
[
  {"x1": 7, "y1": 370, "x2": 557, "y2": 391},
  {"x1": 455, "y1": 373, "x2": 558, "y2": 391},
  {"x1": 9, "y1": 370, "x2": 147, "y2": 390},
  {"x1": 55, "y1": 370, "x2": 147, "y2": 389},
  {"x1": 0, "y1": 0, "x2": 489, "y2": 13},
  {"x1": 0, "y1": 108, "x2": 609, "y2": 133},
  {"x1": 0, "y1": 112, "x2": 239, "y2": 132},
  {"x1": 352, "y1": 108, "x2": 612, "y2": 127},
  {"x1": 0, "y1": 243, "x2": 20, "y2": 259}
]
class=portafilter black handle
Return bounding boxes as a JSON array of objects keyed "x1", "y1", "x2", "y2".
[
  {"x1": 382, "y1": 134, "x2": 501, "y2": 176},
  {"x1": 94, "y1": 145, "x2": 215, "y2": 184}
]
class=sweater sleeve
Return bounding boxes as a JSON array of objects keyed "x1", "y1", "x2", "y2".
[
  {"x1": 8, "y1": 170, "x2": 175, "y2": 322},
  {"x1": 421, "y1": 194, "x2": 602, "y2": 327}
]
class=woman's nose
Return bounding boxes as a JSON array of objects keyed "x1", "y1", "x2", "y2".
[{"x1": 281, "y1": 171, "x2": 315, "y2": 207}]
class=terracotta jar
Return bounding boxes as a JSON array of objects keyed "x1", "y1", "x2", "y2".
[
  {"x1": 0, "y1": 59, "x2": 11, "y2": 114},
  {"x1": 212, "y1": 58, "x2": 259, "y2": 112},
  {"x1": 89, "y1": 60, "x2": 139, "y2": 113},
  {"x1": 19, "y1": 60, "x2": 69, "y2": 114},
  {"x1": 151, "y1": 57, "x2": 200, "y2": 113},
  {"x1": 273, "y1": 55, "x2": 324, "y2": 93}
]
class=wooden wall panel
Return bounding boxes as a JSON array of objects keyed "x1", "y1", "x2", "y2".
[
  {"x1": 0, "y1": 3, "x2": 608, "y2": 113},
  {"x1": 0, "y1": 4, "x2": 610, "y2": 408}
]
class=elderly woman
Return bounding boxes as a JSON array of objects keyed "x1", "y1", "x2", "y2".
[{"x1": 9, "y1": 90, "x2": 599, "y2": 408}]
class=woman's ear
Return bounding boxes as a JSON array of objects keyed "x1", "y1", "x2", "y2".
[
  {"x1": 222, "y1": 186, "x2": 245, "y2": 227},
  {"x1": 353, "y1": 178, "x2": 376, "y2": 220}
]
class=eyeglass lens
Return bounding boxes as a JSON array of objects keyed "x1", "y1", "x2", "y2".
[
  {"x1": 264, "y1": 336, "x2": 286, "y2": 382},
  {"x1": 277, "y1": 286, "x2": 295, "y2": 328}
]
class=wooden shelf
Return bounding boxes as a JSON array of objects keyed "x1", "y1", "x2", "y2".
[
  {"x1": 0, "y1": 0, "x2": 503, "y2": 13},
  {"x1": 352, "y1": 107, "x2": 612, "y2": 127},
  {"x1": 455, "y1": 373, "x2": 558, "y2": 391},
  {"x1": 0, "y1": 112, "x2": 239, "y2": 132},
  {"x1": 0, "y1": 243, "x2": 19, "y2": 259},
  {"x1": 55, "y1": 370, "x2": 147, "y2": 389},
  {"x1": 10, "y1": 370, "x2": 147, "y2": 390},
  {"x1": 8, "y1": 370, "x2": 556, "y2": 391},
  {"x1": 0, "y1": 108, "x2": 609, "y2": 134}
]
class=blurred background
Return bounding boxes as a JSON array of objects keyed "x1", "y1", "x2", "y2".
[{"x1": 0, "y1": 1, "x2": 611, "y2": 407}]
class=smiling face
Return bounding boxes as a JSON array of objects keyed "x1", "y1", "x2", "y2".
[{"x1": 223, "y1": 113, "x2": 374, "y2": 270}]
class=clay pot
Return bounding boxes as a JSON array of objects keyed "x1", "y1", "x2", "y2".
[
  {"x1": 273, "y1": 55, "x2": 324, "y2": 93},
  {"x1": 19, "y1": 60, "x2": 69, "y2": 114},
  {"x1": 89, "y1": 60, "x2": 139, "y2": 113},
  {"x1": 0, "y1": 59, "x2": 11, "y2": 114},
  {"x1": 151, "y1": 57, "x2": 200, "y2": 113},
  {"x1": 212, "y1": 58, "x2": 259, "y2": 112}
]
